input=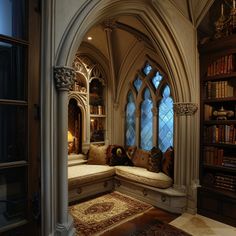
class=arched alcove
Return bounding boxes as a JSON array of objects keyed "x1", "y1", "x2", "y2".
[
  {"x1": 68, "y1": 98, "x2": 82, "y2": 154},
  {"x1": 53, "y1": 0, "x2": 200, "y2": 224}
]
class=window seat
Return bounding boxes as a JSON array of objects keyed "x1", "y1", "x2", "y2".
[{"x1": 68, "y1": 164, "x2": 186, "y2": 213}]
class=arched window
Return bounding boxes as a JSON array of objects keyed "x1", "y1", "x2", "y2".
[
  {"x1": 125, "y1": 61, "x2": 174, "y2": 151},
  {"x1": 159, "y1": 86, "x2": 174, "y2": 152},
  {"x1": 125, "y1": 92, "x2": 136, "y2": 146},
  {"x1": 140, "y1": 88, "x2": 153, "y2": 150}
]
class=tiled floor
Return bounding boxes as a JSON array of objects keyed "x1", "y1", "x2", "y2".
[{"x1": 170, "y1": 213, "x2": 236, "y2": 236}]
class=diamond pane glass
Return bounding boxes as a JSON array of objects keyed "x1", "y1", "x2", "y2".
[
  {"x1": 133, "y1": 76, "x2": 142, "y2": 92},
  {"x1": 152, "y1": 71, "x2": 163, "y2": 89},
  {"x1": 143, "y1": 63, "x2": 152, "y2": 75},
  {"x1": 141, "y1": 88, "x2": 153, "y2": 150},
  {"x1": 126, "y1": 92, "x2": 136, "y2": 146},
  {"x1": 159, "y1": 86, "x2": 173, "y2": 152}
]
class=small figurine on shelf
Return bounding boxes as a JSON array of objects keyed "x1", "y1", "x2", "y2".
[{"x1": 213, "y1": 106, "x2": 234, "y2": 120}]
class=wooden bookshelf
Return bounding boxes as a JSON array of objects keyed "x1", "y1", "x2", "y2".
[{"x1": 198, "y1": 34, "x2": 236, "y2": 227}]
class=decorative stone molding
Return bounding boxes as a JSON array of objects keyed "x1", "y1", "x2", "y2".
[
  {"x1": 174, "y1": 102, "x2": 198, "y2": 116},
  {"x1": 54, "y1": 66, "x2": 75, "y2": 91}
]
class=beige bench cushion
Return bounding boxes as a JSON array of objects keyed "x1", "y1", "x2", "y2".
[
  {"x1": 68, "y1": 164, "x2": 115, "y2": 186},
  {"x1": 115, "y1": 166, "x2": 172, "y2": 189}
]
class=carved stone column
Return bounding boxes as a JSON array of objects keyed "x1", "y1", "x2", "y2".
[
  {"x1": 54, "y1": 66, "x2": 75, "y2": 235},
  {"x1": 173, "y1": 102, "x2": 199, "y2": 214}
]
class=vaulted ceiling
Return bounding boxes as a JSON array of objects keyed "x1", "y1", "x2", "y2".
[{"x1": 77, "y1": 0, "x2": 221, "y2": 80}]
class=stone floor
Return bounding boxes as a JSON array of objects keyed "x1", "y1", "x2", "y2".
[{"x1": 170, "y1": 213, "x2": 236, "y2": 236}]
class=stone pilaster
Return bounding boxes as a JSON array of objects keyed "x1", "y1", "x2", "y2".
[
  {"x1": 173, "y1": 102, "x2": 199, "y2": 214},
  {"x1": 54, "y1": 66, "x2": 76, "y2": 236}
]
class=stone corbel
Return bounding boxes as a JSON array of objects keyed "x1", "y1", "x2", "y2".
[
  {"x1": 173, "y1": 102, "x2": 198, "y2": 116},
  {"x1": 54, "y1": 66, "x2": 75, "y2": 91}
]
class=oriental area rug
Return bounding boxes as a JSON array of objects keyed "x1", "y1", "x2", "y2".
[{"x1": 69, "y1": 191, "x2": 191, "y2": 236}]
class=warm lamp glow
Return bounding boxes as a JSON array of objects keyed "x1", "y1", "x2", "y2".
[{"x1": 67, "y1": 131, "x2": 74, "y2": 142}]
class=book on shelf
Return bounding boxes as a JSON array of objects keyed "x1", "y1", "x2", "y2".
[
  {"x1": 204, "y1": 125, "x2": 236, "y2": 144},
  {"x1": 204, "y1": 104, "x2": 213, "y2": 120},
  {"x1": 203, "y1": 146, "x2": 224, "y2": 166},
  {"x1": 205, "y1": 80, "x2": 235, "y2": 99},
  {"x1": 207, "y1": 54, "x2": 235, "y2": 77}
]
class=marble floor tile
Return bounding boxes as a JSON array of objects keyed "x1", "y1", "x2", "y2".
[{"x1": 170, "y1": 213, "x2": 236, "y2": 236}]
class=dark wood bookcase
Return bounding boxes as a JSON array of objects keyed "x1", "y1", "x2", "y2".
[{"x1": 198, "y1": 34, "x2": 236, "y2": 227}]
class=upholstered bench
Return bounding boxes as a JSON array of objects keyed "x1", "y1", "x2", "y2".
[
  {"x1": 68, "y1": 144, "x2": 186, "y2": 213},
  {"x1": 68, "y1": 164, "x2": 115, "y2": 202}
]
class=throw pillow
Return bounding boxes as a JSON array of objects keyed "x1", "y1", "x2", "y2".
[
  {"x1": 87, "y1": 144, "x2": 108, "y2": 165},
  {"x1": 106, "y1": 144, "x2": 121, "y2": 164},
  {"x1": 147, "y1": 146, "x2": 162, "y2": 173},
  {"x1": 162, "y1": 146, "x2": 174, "y2": 178},
  {"x1": 109, "y1": 146, "x2": 133, "y2": 166},
  {"x1": 132, "y1": 148, "x2": 150, "y2": 168},
  {"x1": 126, "y1": 146, "x2": 137, "y2": 159}
]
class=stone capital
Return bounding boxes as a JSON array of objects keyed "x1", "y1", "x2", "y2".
[
  {"x1": 54, "y1": 66, "x2": 75, "y2": 91},
  {"x1": 174, "y1": 102, "x2": 198, "y2": 116}
]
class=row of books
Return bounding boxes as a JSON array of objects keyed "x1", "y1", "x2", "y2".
[
  {"x1": 203, "y1": 146, "x2": 224, "y2": 166},
  {"x1": 215, "y1": 173, "x2": 236, "y2": 192},
  {"x1": 204, "y1": 125, "x2": 236, "y2": 144},
  {"x1": 207, "y1": 54, "x2": 234, "y2": 77},
  {"x1": 203, "y1": 146, "x2": 236, "y2": 168},
  {"x1": 204, "y1": 80, "x2": 235, "y2": 99},
  {"x1": 90, "y1": 105, "x2": 105, "y2": 115},
  {"x1": 203, "y1": 172, "x2": 236, "y2": 193}
]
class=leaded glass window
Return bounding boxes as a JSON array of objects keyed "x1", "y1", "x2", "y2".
[
  {"x1": 125, "y1": 92, "x2": 136, "y2": 146},
  {"x1": 143, "y1": 63, "x2": 152, "y2": 75},
  {"x1": 133, "y1": 76, "x2": 142, "y2": 92},
  {"x1": 140, "y1": 88, "x2": 153, "y2": 150},
  {"x1": 152, "y1": 71, "x2": 163, "y2": 89},
  {"x1": 159, "y1": 86, "x2": 173, "y2": 152}
]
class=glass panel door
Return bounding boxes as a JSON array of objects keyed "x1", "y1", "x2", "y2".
[{"x1": 0, "y1": 0, "x2": 40, "y2": 234}]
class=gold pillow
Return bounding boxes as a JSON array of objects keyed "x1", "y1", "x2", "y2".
[
  {"x1": 132, "y1": 148, "x2": 150, "y2": 168},
  {"x1": 87, "y1": 144, "x2": 108, "y2": 165}
]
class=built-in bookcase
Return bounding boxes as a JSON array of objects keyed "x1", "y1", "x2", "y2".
[{"x1": 198, "y1": 35, "x2": 236, "y2": 227}]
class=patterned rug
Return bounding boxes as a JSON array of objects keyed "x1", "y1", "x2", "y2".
[{"x1": 69, "y1": 191, "x2": 153, "y2": 236}]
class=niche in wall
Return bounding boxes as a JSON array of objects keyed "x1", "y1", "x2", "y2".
[{"x1": 68, "y1": 98, "x2": 82, "y2": 154}]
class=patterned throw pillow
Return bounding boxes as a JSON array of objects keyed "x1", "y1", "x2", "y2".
[
  {"x1": 87, "y1": 144, "x2": 108, "y2": 165},
  {"x1": 106, "y1": 144, "x2": 121, "y2": 164},
  {"x1": 109, "y1": 146, "x2": 133, "y2": 166},
  {"x1": 132, "y1": 148, "x2": 150, "y2": 168},
  {"x1": 147, "y1": 146, "x2": 162, "y2": 173},
  {"x1": 162, "y1": 146, "x2": 174, "y2": 178},
  {"x1": 126, "y1": 146, "x2": 137, "y2": 159}
]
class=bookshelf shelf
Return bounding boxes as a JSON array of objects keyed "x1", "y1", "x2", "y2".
[
  {"x1": 198, "y1": 34, "x2": 236, "y2": 227},
  {"x1": 203, "y1": 164, "x2": 236, "y2": 174},
  {"x1": 204, "y1": 72, "x2": 236, "y2": 81},
  {"x1": 204, "y1": 120, "x2": 236, "y2": 125},
  {"x1": 200, "y1": 186, "x2": 236, "y2": 199}
]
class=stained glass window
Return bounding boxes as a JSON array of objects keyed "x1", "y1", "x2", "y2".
[
  {"x1": 159, "y1": 86, "x2": 173, "y2": 152},
  {"x1": 143, "y1": 63, "x2": 152, "y2": 75},
  {"x1": 140, "y1": 88, "x2": 153, "y2": 150},
  {"x1": 133, "y1": 76, "x2": 142, "y2": 92},
  {"x1": 152, "y1": 71, "x2": 163, "y2": 89},
  {"x1": 125, "y1": 92, "x2": 136, "y2": 146}
]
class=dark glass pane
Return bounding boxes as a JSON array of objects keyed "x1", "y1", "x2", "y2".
[
  {"x1": 152, "y1": 71, "x2": 163, "y2": 89},
  {"x1": 0, "y1": 42, "x2": 26, "y2": 100},
  {"x1": 141, "y1": 88, "x2": 153, "y2": 150},
  {"x1": 0, "y1": 167, "x2": 27, "y2": 228},
  {"x1": 0, "y1": 105, "x2": 27, "y2": 163},
  {"x1": 0, "y1": 0, "x2": 26, "y2": 39},
  {"x1": 143, "y1": 63, "x2": 152, "y2": 75},
  {"x1": 159, "y1": 86, "x2": 174, "y2": 152},
  {"x1": 133, "y1": 76, "x2": 142, "y2": 92},
  {"x1": 126, "y1": 92, "x2": 136, "y2": 146}
]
